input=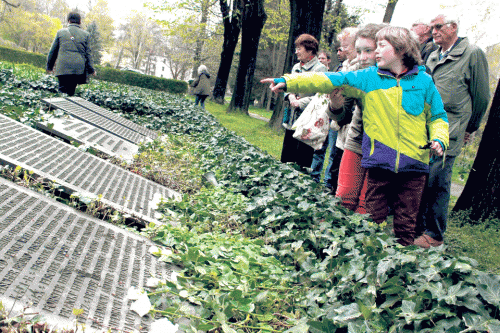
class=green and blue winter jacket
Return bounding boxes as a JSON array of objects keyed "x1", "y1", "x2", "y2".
[{"x1": 277, "y1": 65, "x2": 449, "y2": 173}]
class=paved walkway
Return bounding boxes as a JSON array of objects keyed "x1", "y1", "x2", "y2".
[
  {"x1": 451, "y1": 182, "x2": 465, "y2": 197},
  {"x1": 249, "y1": 112, "x2": 270, "y2": 122}
]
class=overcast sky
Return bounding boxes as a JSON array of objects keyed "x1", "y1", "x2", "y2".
[{"x1": 67, "y1": 0, "x2": 499, "y2": 49}]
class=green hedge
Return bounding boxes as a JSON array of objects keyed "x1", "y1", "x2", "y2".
[
  {"x1": 0, "y1": 46, "x2": 46, "y2": 68},
  {"x1": 0, "y1": 45, "x2": 188, "y2": 94},
  {"x1": 95, "y1": 66, "x2": 188, "y2": 94}
]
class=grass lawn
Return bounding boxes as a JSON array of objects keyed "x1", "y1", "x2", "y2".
[
  {"x1": 187, "y1": 96, "x2": 284, "y2": 159},
  {"x1": 199, "y1": 97, "x2": 500, "y2": 274}
]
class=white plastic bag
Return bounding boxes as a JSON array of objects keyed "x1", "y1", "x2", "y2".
[{"x1": 292, "y1": 93, "x2": 330, "y2": 150}]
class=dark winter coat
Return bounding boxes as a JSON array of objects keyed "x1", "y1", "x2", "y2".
[
  {"x1": 192, "y1": 72, "x2": 211, "y2": 96},
  {"x1": 47, "y1": 23, "x2": 95, "y2": 77}
]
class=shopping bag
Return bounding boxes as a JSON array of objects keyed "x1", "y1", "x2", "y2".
[{"x1": 292, "y1": 93, "x2": 330, "y2": 150}]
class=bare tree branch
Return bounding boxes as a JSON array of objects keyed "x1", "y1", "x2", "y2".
[{"x1": 2, "y1": 0, "x2": 20, "y2": 8}]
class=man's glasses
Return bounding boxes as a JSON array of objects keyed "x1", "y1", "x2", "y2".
[{"x1": 430, "y1": 22, "x2": 452, "y2": 31}]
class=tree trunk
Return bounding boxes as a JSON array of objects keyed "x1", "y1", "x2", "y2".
[
  {"x1": 267, "y1": 0, "x2": 326, "y2": 129},
  {"x1": 382, "y1": 0, "x2": 398, "y2": 23},
  {"x1": 114, "y1": 46, "x2": 124, "y2": 69},
  {"x1": 192, "y1": 0, "x2": 210, "y2": 78},
  {"x1": 227, "y1": 0, "x2": 267, "y2": 114},
  {"x1": 452, "y1": 79, "x2": 499, "y2": 220},
  {"x1": 325, "y1": 0, "x2": 343, "y2": 47},
  {"x1": 212, "y1": 0, "x2": 242, "y2": 105}
]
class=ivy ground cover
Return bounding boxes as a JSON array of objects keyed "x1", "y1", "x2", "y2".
[{"x1": 1, "y1": 63, "x2": 500, "y2": 332}]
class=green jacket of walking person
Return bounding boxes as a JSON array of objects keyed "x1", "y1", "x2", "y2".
[{"x1": 46, "y1": 11, "x2": 95, "y2": 96}]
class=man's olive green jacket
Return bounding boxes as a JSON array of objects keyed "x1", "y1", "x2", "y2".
[{"x1": 47, "y1": 23, "x2": 95, "y2": 77}]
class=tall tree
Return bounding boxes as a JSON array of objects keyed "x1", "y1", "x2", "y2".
[
  {"x1": 164, "y1": 35, "x2": 193, "y2": 79},
  {"x1": 267, "y1": 0, "x2": 326, "y2": 130},
  {"x1": 322, "y1": 0, "x2": 359, "y2": 49},
  {"x1": 191, "y1": 0, "x2": 216, "y2": 78},
  {"x1": 86, "y1": 20, "x2": 102, "y2": 65},
  {"x1": 114, "y1": 13, "x2": 154, "y2": 70},
  {"x1": 453, "y1": 79, "x2": 499, "y2": 220},
  {"x1": 84, "y1": 0, "x2": 115, "y2": 50},
  {"x1": 0, "y1": 9, "x2": 60, "y2": 52},
  {"x1": 252, "y1": 0, "x2": 290, "y2": 111},
  {"x1": 211, "y1": 0, "x2": 242, "y2": 104},
  {"x1": 382, "y1": 0, "x2": 398, "y2": 23},
  {"x1": 226, "y1": 0, "x2": 267, "y2": 114},
  {"x1": 152, "y1": 0, "x2": 219, "y2": 78}
]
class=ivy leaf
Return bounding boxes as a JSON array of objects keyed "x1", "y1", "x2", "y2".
[
  {"x1": 221, "y1": 323, "x2": 237, "y2": 333},
  {"x1": 284, "y1": 318, "x2": 309, "y2": 332},
  {"x1": 487, "y1": 321, "x2": 500, "y2": 333},
  {"x1": 399, "y1": 300, "x2": 417, "y2": 324},
  {"x1": 308, "y1": 319, "x2": 336, "y2": 333},
  {"x1": 477, "y1": 273, "x2": 500, "y2": 306},
  {"x1": 462, "y1": 313, "x2": 490, "y2": 332},
  {"x1": 254, "y1": 290, "x2": 269, "y2": 303},
  {"x1": 297, "y1": 201, "x2": 315, "y2": 211},
  {"x1": 329, "y1": 303, "x2": 362, "y2": 322},
  {"x1": 443, "y1": 282, "x2": 472, "y2": 305},
  {"x1": 377, "y1": 259, "x2": 396, "y2": 284}
]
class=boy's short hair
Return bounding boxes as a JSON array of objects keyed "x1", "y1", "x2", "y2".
[
  {"x1": 295, "y1": 34, "x2": 319, "y2": 55},
  {"x1": 376, "y1": 26, "x2": 423, "y2": 69},
  {"x1": 67, "y1": 11, "x2": 81, "y2": 24}
]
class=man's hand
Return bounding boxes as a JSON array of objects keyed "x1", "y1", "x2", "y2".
[
  {"x1": 430, "y1": 140, "x2": 444, "y2": 157},
  {"x1": 46, "y1": 70, "x2": 53, "y2": 74},
  {"x1": 328, "y1": 88, "x2": 345, "y2": 110},
  {"x1": 260, "y1": 78, "x2": 285, "y2": 94},
  {"x1": 464, "y1": 132, "x2": 473, "y2": 144}
]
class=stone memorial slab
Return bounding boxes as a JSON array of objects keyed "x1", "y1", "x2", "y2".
[
  {"x1": 67, "y1": 97, "x2": 158, "y2": 140},
  {"x1": 0, "y1": 114, "x2": 180, "y2": 225},
  {"x1": 0, "y1": 177, "x2": 173, "y2": 333},
  {"x1": 37, "y1": 115, "x2": 139, "y2": 163},
  {"x1": 42, "y1": 98, "x2": 147, "y2": 145}
]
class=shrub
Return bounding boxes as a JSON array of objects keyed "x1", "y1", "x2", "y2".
[
  {"x1": 95, "y1": 66, "x2": 188, "y2": 94},
  {"x1": 0, "y1": 46, "x2": 46, "y2": 68}
]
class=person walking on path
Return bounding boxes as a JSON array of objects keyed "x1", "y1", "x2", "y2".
[
  {"x1": 47, "y1": 11, "x2": 95, "y2": 96},
  {"x1": 191, "y1": 65, "x2": 211, "y2": 109},
  {"x1": 415, "y1": 12, "x2": 490, "y2": 248}
]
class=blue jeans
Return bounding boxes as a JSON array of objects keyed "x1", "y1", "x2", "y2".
[
  {"x1": 310, "y1": 129, "x2": 338, "y2": 187},
  {"x1": 417, "y1": 155, "x2": 456, "y2": 242},
  {"x1": 195, "y1": 95, "x2": 208, "y2": 108}
]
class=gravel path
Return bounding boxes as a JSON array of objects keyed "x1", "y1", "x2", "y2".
[{"x1": 451, "y1": 182, "x2": 465, "y2": 197}]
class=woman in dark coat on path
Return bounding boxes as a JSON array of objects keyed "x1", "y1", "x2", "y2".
[
  {"x1": 191, "y1": 65, "x2": 211, "y2": 109},
  {"x1": 46, "y1": 11, "x2": 95, "y2": 96}
]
